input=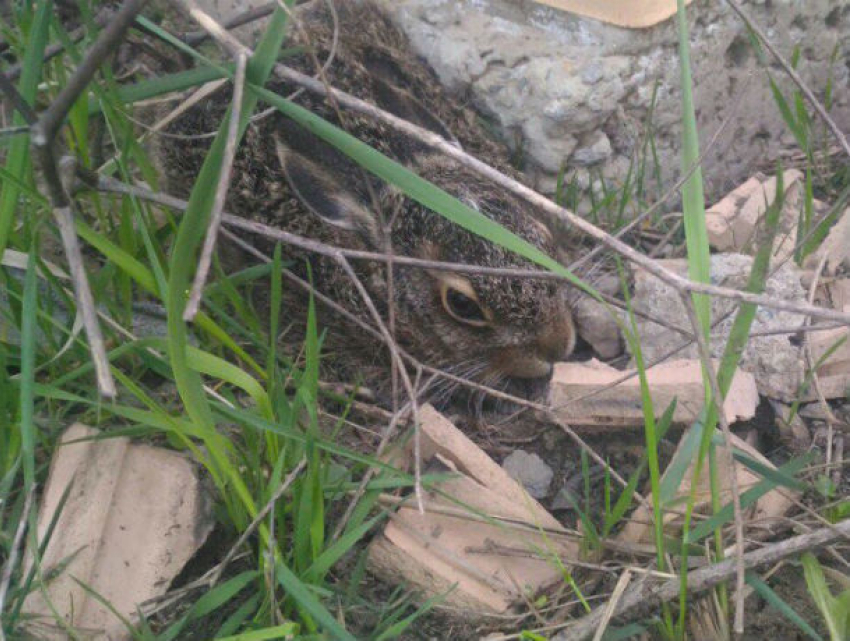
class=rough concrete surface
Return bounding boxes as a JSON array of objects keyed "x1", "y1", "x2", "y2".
[
  {"x1": 378, "y1": 0, "x2": 848, "y2": 202},
  {"x1": 628, "y1": 254, "x2": 809, "y2": 401}
]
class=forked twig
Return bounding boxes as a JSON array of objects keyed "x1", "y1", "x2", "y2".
[{"x1": 17, "y1": 0, "x2": 149, "y2": 397}]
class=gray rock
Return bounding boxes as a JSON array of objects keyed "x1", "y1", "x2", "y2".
[
  {"x1": 502, "y1": 450, "x2": 554, "y2": 499},
  {"x1": 573, "y1": 296, "x2": 622, "y2": 359},
  {"x1": 628, "y1": 254, "x2": 808, "y2": 401},
  {"x1": 379, "y1": 0, "x2": 849, "y2": 200},
  {"x1": 572, "y1": 131, "x2": 613, "y2": 166}
]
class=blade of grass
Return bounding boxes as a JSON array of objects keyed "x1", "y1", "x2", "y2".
[
  {"x1": 18, "y1": 245, "x2": 38, "y2": 492},
  {"x1": 275, "y1": 560, "x2": 356, "y2": 640},
  {"x1": 0, "y1": 0, "x2": 51, "y2": 260},
  {"x1": 677, "y1": 167, "x2": 785, "y2": 633},
  {"x1": 248, "y1": 83, "x2": 601, "y2": 301},
  {"x1": 746, "y1": 572, "x2": 823, "y2": 641}
]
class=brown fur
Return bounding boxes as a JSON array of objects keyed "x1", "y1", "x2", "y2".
[{"x1": 157, "y1": 0, "x2": 576, "y2": 403}]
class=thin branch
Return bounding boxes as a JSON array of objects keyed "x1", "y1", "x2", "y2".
[
  {"x1": 173, "y1": 0, "x2": 247, "y2": 58},
  {"x1": 27, "y1": 0, "x2": 147, "y2": 397},
  {"x1": 725, "y1": 0, "x2": 850, "y2": 160},
  {"x1": 184, "y1": 1, "x2": 276, "y2": 47},
  {"x1": 88, "y1": 172, "x2": 850, "y2": 324},
  {"x1": 50, "y1": 202, "x2": 116, "y2": 397},
  {"x1": 210, "y1": 457, "x2": 307, "y2": 586},
  {"x1": 679, "y1": 292, "x2": 747, "y2": 634},
  {"x1": 802, "y1": 255, "x2": 841, "y2": 463},
  {"x1": 564, "y1": 517, "x2": 850, "y2": 640},
  {"x1": 0, "y1": 70, "x2": 38, "y2": 125},
  {"x1": 334, "y1": 254, "x2": 425, "y2": 512},
  {"x1": 0, "y1": 125, "x2": 30, "y2": 138},
  {"x1": 262, "y1": 63, "x2": 850, "y2": 324},
  {"x1": 184, "y1": 51, "x2": 247, "y2": 321},
  {"x1": 0, "y1": 486, "x2": 35, "y2": 629},
  {"x1": 32, "y1": 0, "x2": 149, "y2": 146}
]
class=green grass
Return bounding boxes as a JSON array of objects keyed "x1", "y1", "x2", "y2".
[{"x1": 1, "y1": 0, "x2": 848, "y2": 639}]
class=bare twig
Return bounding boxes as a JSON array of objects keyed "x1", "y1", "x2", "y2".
[
  {"x1": 26, "y1": 0, "x2": 148, "y2": 397},
  {"x1": 334, "y1": 255, "x2": 424, "y2": 512},
  {"x1": 210, "y1": 457, "x2": 307, "y2": 586},
  {"x1": 0, "y1": 125, "x2": 30, "y2": 139},
  {"x1": 184, "y1": 1, "x2": 276, "y2": 47},
  {"x1": 0, "y1": 71, "x2": 38, "y2": 125},
  {"x1": 184, "y1": 51, "x2": 247, "y2": 321},
  {"x1": 88, "y1": 172, "x2": 850, "y2": 325},
  {"x1": 679, "y1": 293, "x2": 746, "y2": 634},
  {"x1": 725, "y1": 0, "x2": 850, "y2": 160},
  {"x1": 592, "y1": 569, "x2": 633, "y2": 641},
  {"x1": 0, "y1": 485, "x2": 35, "y2": 631},
  {"x1": 33, "y1": 0, "x2": 148, "y2": 146},
  {"x1": 802, "y1": 255, "x2": 842, "y2": 464},
  {"x1": 564, "y1": 517, "x2": 850, "y2": 640},
  {"x1": 173, "y1": 0, "x2": 246, "y2": 58},
  {"x1": 261, "y1": 63, "x2": 850, "y2": 324}
]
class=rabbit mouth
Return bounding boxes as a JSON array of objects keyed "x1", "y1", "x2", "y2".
[
  {"x1": 490, "y1": 350, "x2": 556, "y2": 380},
  {"x1": 497, "y1": 357, "x2": 554, "y2": 380},
  {"x1": 495, "y1": 370, "x2": 553, "y2": 405}
]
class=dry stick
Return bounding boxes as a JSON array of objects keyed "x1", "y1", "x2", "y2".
[
  {"x1": 90, "y1": 168, "x2": 849, "y2": 324},
  {"x1": 725, "y1": 0, "x2": 850, "y2": 160},
  {"x1": 0, "y1": 486, "x2": 35, "y2": 638},
  {"x1": 592, "y1": 569, "x2": 633, "y2": 641},
  {"x1": 210, "y1": 457, "x2": 307, "y2": 586},
  {"x1": 47, "y1": 201, "x2": 116, "y2": 397},
  {"x1": 265, "y1": 64, "x2": 850, "y2": 325},
  {"x1": 184, "y1": 51, "x2": 248, "y2": 321},
  {"x1": 0, "y1": 125, "x2": 30, "y2": 138},
  {"x1": 0, "y1": 70, "x2": 38, "y2": 126},
  {"x1": 184, "y1": 1, "x2": 276, "y2": 47},
  {"x1": 566, "y1": 517, "x2": 850, "y2": 641},
  {"x1": 678, "y1": 292, "x2": 747, "y2": 635},
  {"x1": 802, "y1": 255, "x2": 842, "y2": 465},
  {"x1": 334, "y1": 255, "x2": 425, "y2": 512},
  {"x1": 174, "y1": 0, "x2": 247, "y2": 58},
  {"x1": 28, "y1": 0, "x2": 147, "y2": 398}
]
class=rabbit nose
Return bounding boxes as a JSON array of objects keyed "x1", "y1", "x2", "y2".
[{"x1": 535, "y1": 314, "x2": 576, "y2": 363}]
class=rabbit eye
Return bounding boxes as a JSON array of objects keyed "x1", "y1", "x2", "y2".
[{"x1": 441, "y1": 284, "x2": 490, "y2": 327}]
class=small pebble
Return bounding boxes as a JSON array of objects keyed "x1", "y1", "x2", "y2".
[{"x1": 502, "y1": 450, "x2": 553, "y2": 499}]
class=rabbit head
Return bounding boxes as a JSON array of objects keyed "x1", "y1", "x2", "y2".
[
  {"x1": 157, "y1": 0, "x2": 578, "y2": 403},
  {"x1": 275, "y1": 132, "x2": 576, "y2": 401}
]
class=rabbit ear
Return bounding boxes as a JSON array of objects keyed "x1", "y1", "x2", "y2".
[
  {"x1": 362, "y1": 49, "x2": 461, "y2": 149},
  {"x1": 275, "y1": 136, "x2": 381, "y2": 245},
  {"x1": 370, "y1": 76, "x2": 459, "y2": 146}
]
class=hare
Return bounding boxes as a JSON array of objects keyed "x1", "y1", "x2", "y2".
[{"x1": 158, "y1": 0, "x2": 576, "y2": 403}]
